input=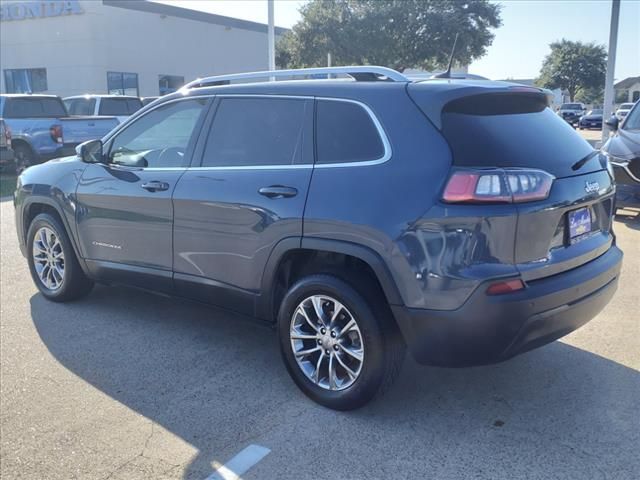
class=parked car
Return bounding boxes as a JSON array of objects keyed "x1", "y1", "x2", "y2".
[
  {"x1": 557, "y1": 102, "x2": 586, "y2": 126},
  {"x1": 141, "y1": 96, "x2": 160, "y2": 107},
  {"x1": 578, "y1": 109, "x2": 603, "y2": 129},
  {"x1": 14, "y1": 67, "x2": 622, "y2": 410},
  {"x1": 0, "y1": 95, "x2": 119, "y2": 173},
  {"x1": 63, "y1": 95, "x2": 142, "y2": 123},
  {"x1": 0, "y1": 119, "x2": 14, "y2": 170},
  {"x1": 615, "y1": 102, "x2": 635, "y2": 121},
  {"x1": 603, "y1": 102, "x2": 640, "y2": 207}
]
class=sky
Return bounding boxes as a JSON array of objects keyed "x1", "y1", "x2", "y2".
[{"x1": 156, "y1": 0, "x2": 639, "y2": 81}]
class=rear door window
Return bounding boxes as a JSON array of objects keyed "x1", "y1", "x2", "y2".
[
  {"x1": 315, "y1": 100, "x2": 385, "y2": 164},
  {"x1": 3, "y1": 97, "x2": 67, "y2": 118},
  {"x1": 202, "y1": 97, "x2": 312, "y2": 167}
]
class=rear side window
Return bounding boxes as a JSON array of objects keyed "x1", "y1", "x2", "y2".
[
  {"x1": 65, "y1": 98, "x2": 96, "y2": 115},
  {"x1": 99, "y1": 98, "x2": 142, "y2": 116},
  {"x1": 3, "y1": 97, "x2": 67, "y2": 118},
  {"x1": 316, "y1": 100, "x2": 385, "y2": 164},
  {"x1": 202, "y1": 97, "x2": 311, "y2": 167}
]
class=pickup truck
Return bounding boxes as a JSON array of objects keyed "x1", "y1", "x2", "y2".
[
  {"x1": 63, "y1": 95, "x2": 142, "y2": 124},
  {"x1": 0, "y1": 94, "x2": 119, "y2": 173}
]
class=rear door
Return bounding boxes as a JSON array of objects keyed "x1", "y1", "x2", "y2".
[
  {"x1": 172, "y1": 95, "x2": 314, "y2": 314},
  {"x1": 75, "y1": 96, "x2": 210, "y2": 290}
]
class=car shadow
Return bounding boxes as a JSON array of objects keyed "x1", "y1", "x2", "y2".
[{"x1": 30, "y1": 286, "x2": 639, "y2": 479}]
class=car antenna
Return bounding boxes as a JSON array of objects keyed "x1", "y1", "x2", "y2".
[{"x1": 434, "y1": 33, "x2": 459, "y2": 79}]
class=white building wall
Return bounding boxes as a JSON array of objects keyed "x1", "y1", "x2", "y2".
[{"x1": 0, "y1": 0, "x2": 276, "y2": 97}]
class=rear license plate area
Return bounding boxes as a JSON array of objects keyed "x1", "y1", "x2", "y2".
[{"x1": 568, "y1": 207, "x2": 592, "y2": 243}]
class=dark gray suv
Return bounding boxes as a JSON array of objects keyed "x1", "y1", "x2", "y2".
[{"x1": 14, "y1": 67, "x2": 623, "y2": 410}]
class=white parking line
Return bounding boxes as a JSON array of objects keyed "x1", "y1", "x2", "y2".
[{"x1": 205, "y1": 444, "x2": 271, "y2": 480}]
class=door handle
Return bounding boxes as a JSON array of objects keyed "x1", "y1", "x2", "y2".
[
  {"x1": 258, "y1": 185, "x2": 298, "y2": 198},
  {"x1": 141, "y1": 181, "x2": 170, "y2": 192}
]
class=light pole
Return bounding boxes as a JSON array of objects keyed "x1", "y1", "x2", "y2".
[
  {"x1": 602, "y1": 0, "x2": 620, "y2": 144},
  {"x1": 268, "y1": 0, "x2": 275, "y2": 74}
]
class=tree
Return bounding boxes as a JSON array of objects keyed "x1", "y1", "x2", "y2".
[
  {"x1": 276, "y1": 0, "x2": 502, "y2": 72},
  {"x1": 536, "y1": 39, "x2": 606, "y2": 102}
]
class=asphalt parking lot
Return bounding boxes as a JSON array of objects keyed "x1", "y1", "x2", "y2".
[{"x1": 1, "y1": 198, "x2": 639, "y2": 480}]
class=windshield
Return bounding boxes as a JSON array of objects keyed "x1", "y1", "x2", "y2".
[
  {"x1": 619, "y1": 103, "x2": 634, "y2": 110},
  {"x1": 561, "y1": 104, "x2": 582, "y2": 110},
  {"x1": 622, "y1": 103, "x2": 640, "y2": 130}
]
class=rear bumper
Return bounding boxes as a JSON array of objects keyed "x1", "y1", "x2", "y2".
[{"x1": 392, "y1": 246, "x2": 622, "y2": 367}]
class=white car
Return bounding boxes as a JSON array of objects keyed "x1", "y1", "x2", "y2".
[
  {"x1": 615, "y1": 102, "x2": 636, "y2": 121},
  {"x1": 63, "y1": 95, "x2": 142, "y2": 124}
]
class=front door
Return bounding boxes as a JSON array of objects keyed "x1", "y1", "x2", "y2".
[
  {"x1": 75, "y1": 96, "x2": 210, "y2": 290},
  {"x1": 172, "y1": 95, "x2": 314, "y2": 314}
]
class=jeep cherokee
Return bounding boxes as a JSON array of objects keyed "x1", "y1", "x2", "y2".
[{"x1": 14, "y1": 67, "x2": 623, "y2": 410}]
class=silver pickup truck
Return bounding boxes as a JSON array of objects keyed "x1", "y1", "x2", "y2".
[{"x1": 0, "y1": 94, "x2": 119, "y2": 173}]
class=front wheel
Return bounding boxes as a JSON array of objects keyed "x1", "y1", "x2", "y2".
[
  {"x1": 278, "y1": 274, "x2": 405, "y2": 410},
  {"x1": 26, "y1": 213, "x2": 94, "y2": 302}
]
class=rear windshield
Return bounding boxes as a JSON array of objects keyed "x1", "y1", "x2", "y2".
[
  {"x1": 65, "y1": 98, "x2": 96, "y2": 115},
  {"x1": 3, "y1": 97, "x2": 67, "y2": 118},
  {"x1": 560, "y1": 103, "x2": 582, "y2": 110},
  {"x1": 99, "y1": 98, "x2": 142, "y2": 116},
  {"x1": 441, "y1": 94, "x2": 595, "y2": 177},
  {"x1": 620, "y1": 103, "x2": 634, "y2": 110}
]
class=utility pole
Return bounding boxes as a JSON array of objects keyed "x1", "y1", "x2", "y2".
[
  {"x1": 267, "y1": 0, "x2": 275, "y2": 75},
  {"x1": 602, "y1": 0, "x2": 620, "y2": 144}
]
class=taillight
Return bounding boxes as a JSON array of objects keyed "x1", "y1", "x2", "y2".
[
  {"x1": 50, "y1": 124, "x2": 63, "y2": 144},
  {"x1": 442, "y1": 168, "x2": 554, "y2": 204},
  {"x1": 486, "y1": 279, "x2": 525, "y2": 295}
]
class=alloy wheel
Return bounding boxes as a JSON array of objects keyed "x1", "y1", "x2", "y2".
[
  {"x1": 32, "y1": 227, "x2": 65, "y2": 290},
  {"x1": 290, "y1": 295, "x2": 364, "y2": 391}
]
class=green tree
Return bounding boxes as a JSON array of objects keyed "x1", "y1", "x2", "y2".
[
  {"x1": 276, "y1": 0, "x2": 502, "y2": 72},
  {"x1": 536, "y1": 39, "x2": 607, "y2": 102}
]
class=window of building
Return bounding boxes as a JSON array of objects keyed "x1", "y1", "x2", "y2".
[
  {"x1": 202, "y1": 97, "x2": 311, "y2": 168},
  {"x1": 159, "y1": 75, "x2": 184, "y2": 95},
  {"x1": 108, "y1": 98, "x2": 207, "y2": 168},
  {"x1": 107, "y1": 72, "x2": 139, "y2": 96},
  {"x1": 3, "y1": 68, "x2": 47, "y2": 93},
  {"x1": 316, "y1": 100, "x2": 385, "y2": 164}
]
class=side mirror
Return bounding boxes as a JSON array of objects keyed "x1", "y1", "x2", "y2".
[
  {"x1": 76, "y1": 139, "x2": 105, "y2": 164},
  {"x1": 605, "y1": 115, "x2": 619, "y2": 131}
]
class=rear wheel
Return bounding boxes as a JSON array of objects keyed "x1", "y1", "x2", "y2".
[
  {"x1": 13, "y1": 144, "x2": 35, "y2": 175},
  {"x1": 26, "y1": 213, "x2": 94, "y2": 302},
  {"x1": 278, "y1": 274, "x2": 405, "y2": 410}
]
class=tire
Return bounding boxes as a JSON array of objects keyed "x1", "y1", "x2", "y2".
[
  {"x1": 278, "y1": 274, "x2": 405, "y2": 410},
  {"x1": 26, "y1": 213, "x2": 94, "y2": 302},
  {"x1": 13, "y1": 144, "x2": 35, "y2": 175}
]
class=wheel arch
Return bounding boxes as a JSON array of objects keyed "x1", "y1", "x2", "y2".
[
  {"x1": 257, "y1": 237, "x2": 403, "y2": 322},
  {"x1": 22, "y1": 196, "x2": 87, "y2": 274}
]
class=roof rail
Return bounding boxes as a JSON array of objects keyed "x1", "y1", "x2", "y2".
[{"x1": 183, "y1": 66, "x2": 409, "y2": 89}]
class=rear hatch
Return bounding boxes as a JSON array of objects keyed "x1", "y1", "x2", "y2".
[{"x1": 409, "y1": 82, "x2": 615, "y2": 281}]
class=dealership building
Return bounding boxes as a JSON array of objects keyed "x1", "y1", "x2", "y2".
[{"x1": 0, "y1": 0, "x2": 286, "y2": 97}]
